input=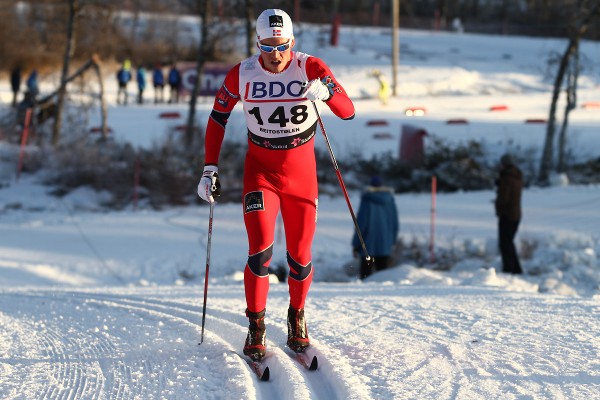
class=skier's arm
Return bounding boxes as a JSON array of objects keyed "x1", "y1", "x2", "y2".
[
  {"x1": 204, "y1": 64, "x2": 241, "y2": 166},
  {"x1": 305, "y1": 57, "x2": 355, "y2": 120}
]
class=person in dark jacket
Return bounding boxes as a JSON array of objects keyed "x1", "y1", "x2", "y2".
[
  {"x1": 136, "y1": 66, "x2": 146, "y2": 104},
  {"x1": 152, "y1": 64, "x2": 165, "y2": 103},
  {"x1": 495, "y1": 153, "x2": 523, "y2": 274},
  {"x1": 167, "y1": 64, "x2": 181, "y2": 103},
  {"x1": 10, "y1": 65, "x2": 22, "y2": 107},
  {"x1": 352, "y1": 176, "x2": 399, "y2": 279}
]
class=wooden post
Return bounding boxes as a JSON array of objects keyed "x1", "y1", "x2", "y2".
[
  {"x1": 429, "y1": 175, "x2": 437, "y2": 264},
  {"x1": 294, "y1": 0, "x2": 301, "y2": 22},
  {"x1": 392, "y1": 0, "x2": 399, "y2": 97},
  {"x1": 372, "y1": 0, "x2": 381, "y2": 26},
  {"x1": 16, "y1": 108, "x2": 33, "y2": 182},
  {"x1": 133, "y1": 154, "x2": 140, "y2": 210}
]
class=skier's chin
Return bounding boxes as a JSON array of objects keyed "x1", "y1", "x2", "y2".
[{"x1": 268, "y1": 60, "x2": 283, "y2": 73}]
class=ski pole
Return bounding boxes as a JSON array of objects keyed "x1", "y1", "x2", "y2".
[
  {"x1": 311, "y1": 101, "x2": 372, "y2": 266},
  {"x1": 200, "y1": 200, "x2": 215, "y2": 344}
]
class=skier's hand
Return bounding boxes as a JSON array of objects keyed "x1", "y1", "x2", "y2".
[
  {"x1": 303, "y1": 78, "x2": 333, "y2": 102},
  {"x1": 197, "y1": 165, "x2": 221, "y2": 203}
]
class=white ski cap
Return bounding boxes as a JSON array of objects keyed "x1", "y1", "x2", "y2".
[{"x1": 256, "y1": 9, "x2": 293, "y2": 41}]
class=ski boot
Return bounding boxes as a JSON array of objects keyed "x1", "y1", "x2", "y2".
[
  {"x1": 243, "y1": 309, "x2": 266, "y2": 361},
  {"x1": 287, "y1": 306, "x2": 310, "y2": 353}
]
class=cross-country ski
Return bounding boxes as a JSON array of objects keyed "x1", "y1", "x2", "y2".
[
  {"x1": 293, "y1": 352, "x2": 318, "y2": 371},
  {"x1": 249, "y1": 360, "x2": 270, "y2": 382}
]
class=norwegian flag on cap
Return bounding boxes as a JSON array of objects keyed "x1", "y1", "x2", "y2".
[{"x1": 256, "y1": 9, "x2": 293, "y2": 40}]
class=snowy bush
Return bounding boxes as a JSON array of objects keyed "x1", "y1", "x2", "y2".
[{"x1": 34, "y1": 127, "x2": 207, "y2": 209}]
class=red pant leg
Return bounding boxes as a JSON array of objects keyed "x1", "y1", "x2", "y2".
[
  {"x1": 281, "y1": 193, "x2": 317, "y2": 310},
  {"x1": 242, "y1": 168, "x2": 280, "y2": 313},
  {"x1": 242, "y1": 143, "x2": 318, "y2": 312}
]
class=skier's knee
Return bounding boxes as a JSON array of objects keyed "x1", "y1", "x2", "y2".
[
  {"x1": 247, "y1": 244, "x2": 273, "y2": 277},
  {"x1": 287, "y1": 253, "x2": 312, "y2": 281}
]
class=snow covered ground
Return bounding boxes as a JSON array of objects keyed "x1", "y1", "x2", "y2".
[{"x1": 1, "y1": 24, "x2": 600, "y2": 399}]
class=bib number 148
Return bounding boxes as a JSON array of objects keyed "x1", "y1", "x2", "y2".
[{"x1": 248, "y1": 105, "x2": 308, "y2": 128}]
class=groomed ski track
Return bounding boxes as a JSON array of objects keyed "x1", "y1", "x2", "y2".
[
  {"x1": 0, "y1": 286, "x2": 362, "y2": 400},
  {"x1": 1, "y1": 283, "x2": 599, "y2": 399}
]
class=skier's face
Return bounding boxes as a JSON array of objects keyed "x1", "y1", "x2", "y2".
[{"x1": 258, "y1": 37, "x2": 295, "y2": 73}]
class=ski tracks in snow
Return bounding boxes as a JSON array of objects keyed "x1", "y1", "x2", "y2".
[
  {"x1": 308, "y1": 285, "x2": 600, "y2": 399},
  {"x1": 0, "y1": 287, "x2": 364, "y2": 400},
  {"x1": 2, "y1": 285, "x2": 598, "y2": 399}
]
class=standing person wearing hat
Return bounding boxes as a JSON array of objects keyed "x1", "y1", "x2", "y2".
[
  {"x1": 116, "y1": 60, "x2": 132, "y2": 105},
  {"x1": 167, "y1": 64, "x2": 181, "y2": 103},
  {"x1": 495, "y1": 153, "x2": 523, "y2": 274},
  {"x1": 152, "y1": 64, "x2": 165, "y2": 104},
  {"x1": 136, "y1": 65, "x2": 147, "y2": 104},
  {"x1": 352, "y1": 176, "x2": 399, "y2": 279},
  {"x1": 197, "y1": 9, "x2": 355, "y2": 361}
]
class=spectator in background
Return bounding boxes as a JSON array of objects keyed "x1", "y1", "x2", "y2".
[
  {"x1": 26, "y1": 69, "x2": 39, "y2": 100},
  {"x1": 167, "y1": 64, "x2": 181, "y2": 103},
  {"x1": 136, "y1": 66, "x2": 147, "y2": 104},
  {"x1": 352, "y1": 176, "x2": 399, "y2": 279},
  {"x1": 10, "y1": 65, "x2": 22, "y2": 107},
  {"x1": 116, "y1": 59, "x2": 132, "y2": 105},
  {"x1": 495, "y1": 153, "x2": 523, "y2": 275},
  {"x1": 152, "y1": 64, "x2": 165, "y2": 103},
  {"x1": 369, "y1": 70, "x2": 390, "y2": 106}
]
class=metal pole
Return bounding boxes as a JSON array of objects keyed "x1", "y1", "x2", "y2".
[
  {"x1": 392, "y1": 0, "x2": 399, "y2": 97},
  {"x1": 16, "y1": 108, "x2": 32, "y2": 182},
  {"x1": 429, "y1": 175, "x2": 436, "y2": 264},
  {"x1": 200, "y1": 201, "x2": 214, "y2": 344}
]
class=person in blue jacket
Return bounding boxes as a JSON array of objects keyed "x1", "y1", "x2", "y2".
[
  {"x1": 167, "y1": 64, "x2": 181, "y2": 103},
  {"x1": 152, "y1": 64, "x2": 165, "y2": 103},
  {"x1": 352, "y1": 176, "x2": 399, "y2": 279},
  {"x1": 136, "y1": 66, "x2": 147, "y2": 104},
  {"x1": 26, "y1": 69, "x2": 39, "y2": 99},
  {"x1": 116, "y1": 59, "x2": 132, "y2": 105}
]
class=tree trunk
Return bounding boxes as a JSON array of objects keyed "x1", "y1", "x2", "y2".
[
  {"x1": 392, "y1": 0, "x2": 399, "y2": 96},
  {"x1": 91, "y1": 55, "x2": 109, "y2": 141},
  {"x1": 537, "y1": 38, "x2": 574, "y2": 184},
  {"x1": 557, "y1": 41, "x2": 579, "y2": 173},
  {"x1": 538, "y1": 2, "x2": 598, "y2": 183},
  {"x1": 185, "y1": 0, "x2": 211, "y2": 146},
  {"x1": 51, "y1": 0, "x2": 79, "y2": 146},
  {"x1": 245, "y1": 0, "x2": 255, "y2": 58}
]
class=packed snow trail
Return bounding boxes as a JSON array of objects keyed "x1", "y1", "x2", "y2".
[
  {"x1": 1, "y1": 284, "x2": 599, "y2": 399},
  {"x1": 308, "y1": 283, "x2": 600, "y2": 399},
  {"x1": 0, "y1": 286, "x2": 367, "y2": 399}
]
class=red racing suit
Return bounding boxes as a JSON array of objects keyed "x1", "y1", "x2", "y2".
[{"x1": 205, "y1": 51, "x2": 355, "y2": 313}]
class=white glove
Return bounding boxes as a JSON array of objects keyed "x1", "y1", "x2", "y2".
[
  {"x1": 197, "y1": 165, "x2": 221, "y2": 203},
  {"x1": 303, "y1": 78, "x2": 332, "y2": 102}
]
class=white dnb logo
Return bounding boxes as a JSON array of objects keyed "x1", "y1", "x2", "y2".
[{"x1": 179, "y1": 63, "x2": 231, "y2": 96}]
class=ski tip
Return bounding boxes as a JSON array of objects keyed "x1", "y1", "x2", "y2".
[
  {"x1": 261, "y1": 366, "x2": 270, "y2": 381},
  {"x1": 309, "y1": 356, "x2": 318, "y2": 371}
]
